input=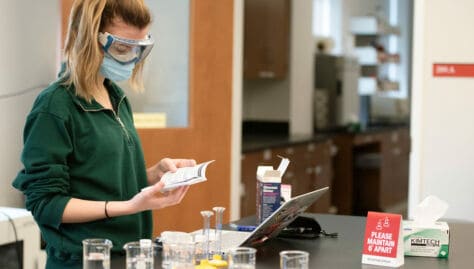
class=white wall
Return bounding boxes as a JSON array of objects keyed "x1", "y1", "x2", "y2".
[
  {"x1": 243, "y1": 80, "x2": 290, "y2": 121},
  {"x1": 0, "y1": 1, "x2": 59, "y2": 207},
  {"x1": 289, "y1": 0, "x2": 314, "y2": 135},
  {"x1": 410, "y1": 0, "x2": 474, "y2": 221},
  {"x1": 231, "y1": 0, "x2": 244, "y2": 221}
]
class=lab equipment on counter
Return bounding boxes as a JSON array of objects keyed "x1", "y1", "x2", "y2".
[
  {"x1": 82, "y1": 238, "x2": 112, "y2": 269},
  {"x1": 212, "y1": 207, "x2": 226, "y2": 255},
  {"x1": 123, "y1": 239, "x2": 154, "y2": 269},
  {"x1": 200, "y1": 210, "x2": 214, "y2": 261}
]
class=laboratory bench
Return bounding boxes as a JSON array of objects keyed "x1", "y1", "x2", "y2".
[
  {"x1": 111, "y1": 213, "x2": 472, "y2": 268},
  {"x1": 241, "y1": 122, "x2": 410, "y2": 218}
]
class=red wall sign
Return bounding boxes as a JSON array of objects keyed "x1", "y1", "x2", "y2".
[{"x1": 433, "y1": 63, "x2": 474, "y2": 77}]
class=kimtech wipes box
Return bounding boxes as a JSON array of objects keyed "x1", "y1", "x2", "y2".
[
  {"x1": 402, "y1": 195, "x2": 450, "y2": 258},
  {"x1": 403, "y1": 220, "x2": 450, "y2": 258},
  {"x1": 256, "y1": 157, "x2": 290, "y2": 224}
]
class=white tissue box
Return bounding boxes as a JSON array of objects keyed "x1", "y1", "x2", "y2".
[{"x1": 403, "y1": 220, "x2": 450, "y2": 258}]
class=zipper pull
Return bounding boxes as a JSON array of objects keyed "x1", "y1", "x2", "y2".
[{"x1": 116, "y1": 116, "x2": 125, "y2": 128}]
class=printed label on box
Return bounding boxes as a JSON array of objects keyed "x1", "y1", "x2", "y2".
[
  {"x1": 403, "y1": 221, "x2": 450, "y2": 258},
  {"x1": 256, "y1": 157, "x2": 289, "y2": 224},
  {"x1": 257, "y1": 181, "x2": 281, "y2": 224}
]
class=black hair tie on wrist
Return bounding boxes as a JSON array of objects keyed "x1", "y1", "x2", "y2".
[{"x1": 105, "y1": 201, "x2": 111, "y2": 219}]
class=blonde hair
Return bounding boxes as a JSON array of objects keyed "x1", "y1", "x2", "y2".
[{"x1": 61, "y1": 0, "x2": 151, "y2": 101}]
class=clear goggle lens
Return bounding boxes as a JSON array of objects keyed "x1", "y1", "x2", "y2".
[{"x1": 98, "y1": 32, "x2": 154, "y2": 64}]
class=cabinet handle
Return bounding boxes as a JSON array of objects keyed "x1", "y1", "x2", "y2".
[
  {"x1": 391, "y1": 132, "x2": 399, "y2": 143},
  {"x1": 330, "y1": 145, "x2": 338, "y2": 156},
  {"x1": 306, "y1": 167, "x2": 313, "y2": 175},
  {"x1": 392, "y1": 147, "x2": 401, "y2": 155},
  {"x1": 365, "y1": 136, "x2": 373, "y2": 142},
  {"x1": 328, "y1": 206, "x2": 338, "y2": 214},
  {"x1": 263, "y1": 149, "x2": 272, "y2": 161},
  {"x1": 315, "y1": 165, "x2": 323, "y2": 175},
  {"x1": 258, "y1": 71, "x2": 275, "y2": 78},
  {"x1": 239, "y1": 182, "x2": 246, "y2": 198}
]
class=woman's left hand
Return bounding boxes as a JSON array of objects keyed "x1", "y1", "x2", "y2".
[
  {"x1": 146, "y1": 158, "x2": 196, "y2": 185},
  {"x1": 128, "y1": 181, "x2": 190, "y2": 212}
]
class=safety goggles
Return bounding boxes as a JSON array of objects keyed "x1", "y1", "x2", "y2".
[{"x1": 98, "y1": 32, "x2": 154, "y2": 64}]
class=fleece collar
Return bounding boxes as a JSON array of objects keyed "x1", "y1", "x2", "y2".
[{"x1": 67, "y1": 79, "x2": 125, "y2": 112}]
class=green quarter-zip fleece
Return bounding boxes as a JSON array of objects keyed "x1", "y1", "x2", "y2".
[{"x1": 12, "y1": 79, "x2": 152, "y2": 267}]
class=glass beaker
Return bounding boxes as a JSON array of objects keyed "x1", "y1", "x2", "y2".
[
  {"x1": 279, "y1": 250, "x2": 309, "y2": 269},
  {"x1": 169, "y1": 241, "x2": 195, "y2": 269},
  {"x1": 82, "y1": 238, "x2": 113, "y2": 269},
  {"x1": 159, "y1": 231, "x2": 193, "y2": 269},
  {"x1": 228, "y1": 247, "x2": 256, "y2": 269},
  {"x1": 123, "y1": 239, "x2": 154, "y2": 269}
]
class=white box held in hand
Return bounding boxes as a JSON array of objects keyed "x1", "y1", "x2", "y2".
[{"x1": 256, "y1": 157, "x2": 290, "y2": 224}]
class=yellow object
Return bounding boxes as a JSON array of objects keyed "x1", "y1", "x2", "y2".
[
  {"x1": 194, "y1": 259, "x2": 216, "y2": 269},
  {"x1": 195, "y1": 255, "x2": 228, "y2": 269},
  {"x1": 209, "y1": 254, "x2": 228, "y2": 268}
]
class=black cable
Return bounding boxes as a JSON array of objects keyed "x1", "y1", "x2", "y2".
[{"x1": 0, "y1": 211, "x2": 22, "y2": 269}]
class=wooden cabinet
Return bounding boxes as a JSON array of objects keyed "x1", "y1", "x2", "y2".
[
  {"x1": 240, "y1": 140, "x2": 333, "y2": 218},
  {"x1": 243, "y1": 0, "x2": 290, "y2": 79},
  {"x1": 379, "y1": 129, "x2": 410, "y2": 211},
  {"x1": 332, "y1": 127, "x2": 410, "y2": 217}
]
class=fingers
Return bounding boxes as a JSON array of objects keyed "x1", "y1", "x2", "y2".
[
  {"x1": 176, "y1": 185, "x2": 189, "y2": 201},
  {"x1": 152, "y1": 181, "x2": 166, "y2": 193},
  {"x1": 174, "y1": 159, "x2": 197, "y2": 168},
  {"x1": 158, "y1": 158, "x2": 196, "y2": 175},
  {"x1": 159, "y1": 158, "x2": 178, "y2": 173},
  {"x1": 161, "y1": 186, "x2": 189, "y2": 207},
  {"x1": 171, "y1": 186, "x2": 189, "y2": 205}
]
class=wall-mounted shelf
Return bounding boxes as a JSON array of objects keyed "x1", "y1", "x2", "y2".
[
  {"x1": 351, "y1": 16, "x2": 401, "y2": 95},
  {"x1": 350, "y1": 16, "x2": 400, "y2": 36}
]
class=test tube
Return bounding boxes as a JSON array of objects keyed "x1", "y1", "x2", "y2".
[
  {"x1": 212, "y1": 207, "x2": 226, "y2": 255},
  {"x1": 200, "y1": 210, "x2": 214, "y2": 260}
]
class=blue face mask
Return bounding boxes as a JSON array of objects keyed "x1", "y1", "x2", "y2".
[{"x1": 100, "y1": 55, "x2": 135, "y2": 82}]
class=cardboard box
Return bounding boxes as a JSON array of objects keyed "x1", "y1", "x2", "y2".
[
  {"x1": 256, "y1": 166, "x2": 281, "y2": 224},
  {"x1": 403, "y1": 220, "x2": 450, "y2": 258}
]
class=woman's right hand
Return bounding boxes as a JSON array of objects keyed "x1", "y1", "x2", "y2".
[{"x1": 128, "y1": 181, "x2": 190, "y2": 213}]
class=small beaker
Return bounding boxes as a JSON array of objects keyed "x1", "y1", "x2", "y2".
[
  {"x1": 82, "y1": 238, "x2": 113, "y2": 269},
  {"x1": 159, "y1": 231, "x2": 193, "y2": 269},
  {"x1": 228, "y1": 247, "x2": 256, "y2": 269},
  {"x1": 279, "y1": 250, "x2": 309, "y2": 269},
  {"x1": 123, "y1": 239, "x2": 154, "y2": 269},
  {"x1": 169, "y1": 241, "x2": 195, "y2": 269}
]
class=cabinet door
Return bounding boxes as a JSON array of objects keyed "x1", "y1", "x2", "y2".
[
  {"x1": 380, "y1": 129, "x2": 410, "y2": 213},
  {"x1": 244, "y1": 0, "x2": 289, "y2": 79},
  {"x1": 307, "y1": 141, "x2": 333, "y2": 213},
  {"x1": 240, "y1": 151, "x2": 265, "y2": 217}
]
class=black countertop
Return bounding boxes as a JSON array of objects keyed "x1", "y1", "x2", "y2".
[
  {"x1": 111, "y1": 213, "x2": 471, "y2": 269},
  {"x1": 242, "y1": 123, "x2": 409, "y2": 153},
  {"x1": 242, "y1": 133, "x2": 330, "y2": 153}
]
